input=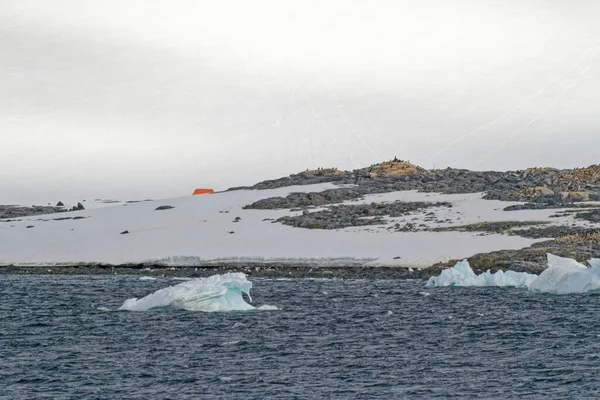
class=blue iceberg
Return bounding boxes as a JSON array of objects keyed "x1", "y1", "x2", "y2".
[
  {"x1": 427, "y1": 254, "x2": 600, "y2": 294},
  {"x1": 527, "y1": 254, "x2": 600, "y2": 294},
  {"x1": 425, "y1": 259, "x2": 537, "y2": 288},
  {"x1": 119, "y1": 273, "x2": 277, "y2": 312}
]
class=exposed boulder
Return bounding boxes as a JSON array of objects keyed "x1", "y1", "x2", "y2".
[
  {"x1": 71, "y1": 202, "x2": 85, "y2": 211},
  {"x1": 575, "y1": 209, "x2": 600, "y2": 223}
]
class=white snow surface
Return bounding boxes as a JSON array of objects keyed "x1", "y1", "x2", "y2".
[
  {"x1": 425, "y1": 259, "x2": 537, "y2": 288},
  {"x1": 527, "y1": 254, "x2": 600, "y2": 294},
  {"x1": 0, "y1": 184, "x2": 571, "y2": 267},
  {"x1": 119, "y1": 272, "x2": 275, "y2": 312}
]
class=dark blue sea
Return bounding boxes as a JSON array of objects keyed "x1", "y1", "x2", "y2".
[{"x1": 2, "y1": 275, "x2": 600, "y2": 399}]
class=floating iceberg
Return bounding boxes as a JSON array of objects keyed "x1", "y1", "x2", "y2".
[
  {"x1": 119, "y1": 273, "x2": 276, "y2": 312},
  {"x1": 426, "y1": 254, "x2": 600, "y2": 294},
  {"x1": 425, "y1": 259, "x2": 537, "y2": 288},
  {"x1": 527, "y1": 254, "x2": 600, "y2": 294}
]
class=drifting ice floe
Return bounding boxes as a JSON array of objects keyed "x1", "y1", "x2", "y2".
[
  {"x1": 426, "y1": 254, "x2": 600, "y2": 294},
  {"x1": 527, "y1": 254, "x2": 600, "y2": 295},
  {"x1": 119, "y1": 273, "x2": 277, "y2": 312},
  {"x1": 425, "y1": 259, "x2": 537, "y2": 288}
]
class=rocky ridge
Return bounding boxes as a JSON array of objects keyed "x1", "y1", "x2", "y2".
[
  {"x1": 238, "y1": 160, "x2": 600, "y2": 206},
  {"x1": 277, "y1": 201, "x2": 452, "y2": 230},
  {"x1": 243, "y1": 160, "x2": 600, "y2": 235}
]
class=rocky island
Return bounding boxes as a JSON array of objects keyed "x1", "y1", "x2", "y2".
[{"x1": 1, "y1": 159, "x2": 599, "y2": 278}]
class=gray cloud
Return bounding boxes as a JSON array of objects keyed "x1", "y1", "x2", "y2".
[{"x1": 1, "y1": 0, "x2": 599, "y2": 203}]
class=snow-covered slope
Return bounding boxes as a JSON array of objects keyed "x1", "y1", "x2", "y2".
[{"x1": 0, "y1": 184, "x2": 548, "y2": 267}]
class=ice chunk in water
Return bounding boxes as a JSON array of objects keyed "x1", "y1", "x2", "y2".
[
  {"x1": 119, "y1": 273, "x2": 276, "y2": 312},
  {"x1": 528, "y1": 254, "x2": 600, "y2": 294},
  {"x1": 425, "y1": 259, "x2": 537, "y2": 288},
  {"x1": 426, "y1": 254, "x2": 600, "y2": 294}
]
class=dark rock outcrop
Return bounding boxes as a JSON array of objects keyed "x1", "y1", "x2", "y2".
[
  {"x1": 0, "y1": 205, "x2": 66, "y2": 220},
  {"x1": 235, "y1": 161, "x2": 600, "y2": 211},
  {"x1": 277, "y1": 201, "x2": 451, "y2": 230},
  {"x1": 431, "y1": 221, "x2": 550, "y2": 234},
  {"x1": 575, "y1": 209, "x2": 600, "y2": 223}
]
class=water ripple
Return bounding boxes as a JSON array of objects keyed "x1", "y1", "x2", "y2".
[{"x1": 1, "y1": 276, "x2": 600, "y2": 399}]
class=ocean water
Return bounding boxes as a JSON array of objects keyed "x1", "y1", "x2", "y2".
[{"x1": 2, "y1": 275, "x2": 600, "y2": 399}]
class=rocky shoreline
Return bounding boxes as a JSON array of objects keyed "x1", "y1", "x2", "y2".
[
  {"x1": 420, "y1": 233, "x2": 600, "y2": 277},
  {"x1": 0, "y1": 263, "x2": 415, "y2": 279},
  {"x1": 2, "y1": 234, "x2": 599, "y2": 280},
  {"x1": 3, "y1": 233, "x2": 598, "y2": 280}
]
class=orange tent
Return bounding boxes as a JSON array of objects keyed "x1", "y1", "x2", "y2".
[{"x1": 193, "y1": 188, "x2": 214, "y2": 195}]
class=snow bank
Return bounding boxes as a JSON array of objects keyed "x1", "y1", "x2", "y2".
[
  {"x1": 149, "y1": 255, "x2": 375, "y2": 267},
  {"x1": 0, "y1": 185, "x2": 544, "y2": 267},
  {"x1": 527, "y1": 254, "x2": 600, "y2": 294},
  {"x1": 119, "y1": 273, "x2": 276, "y2": 312},
  {"x1": 425, "y1": 259, "x2": 537, "y2": 288}
]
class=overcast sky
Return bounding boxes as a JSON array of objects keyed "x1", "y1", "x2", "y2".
[{"x1": 1, "y1": 0, "x2": 599, "y2": 204}]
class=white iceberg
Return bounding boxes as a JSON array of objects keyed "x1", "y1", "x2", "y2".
[
  {"x1": 527, "y1": 254, "x2": 600, "y2": 294},
  {"x1": 425, "y1": 259, "x2": 537, "y2": 288},
  {"x1": 119, "y1": 273, "x2": 276, "y2": 312}
]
